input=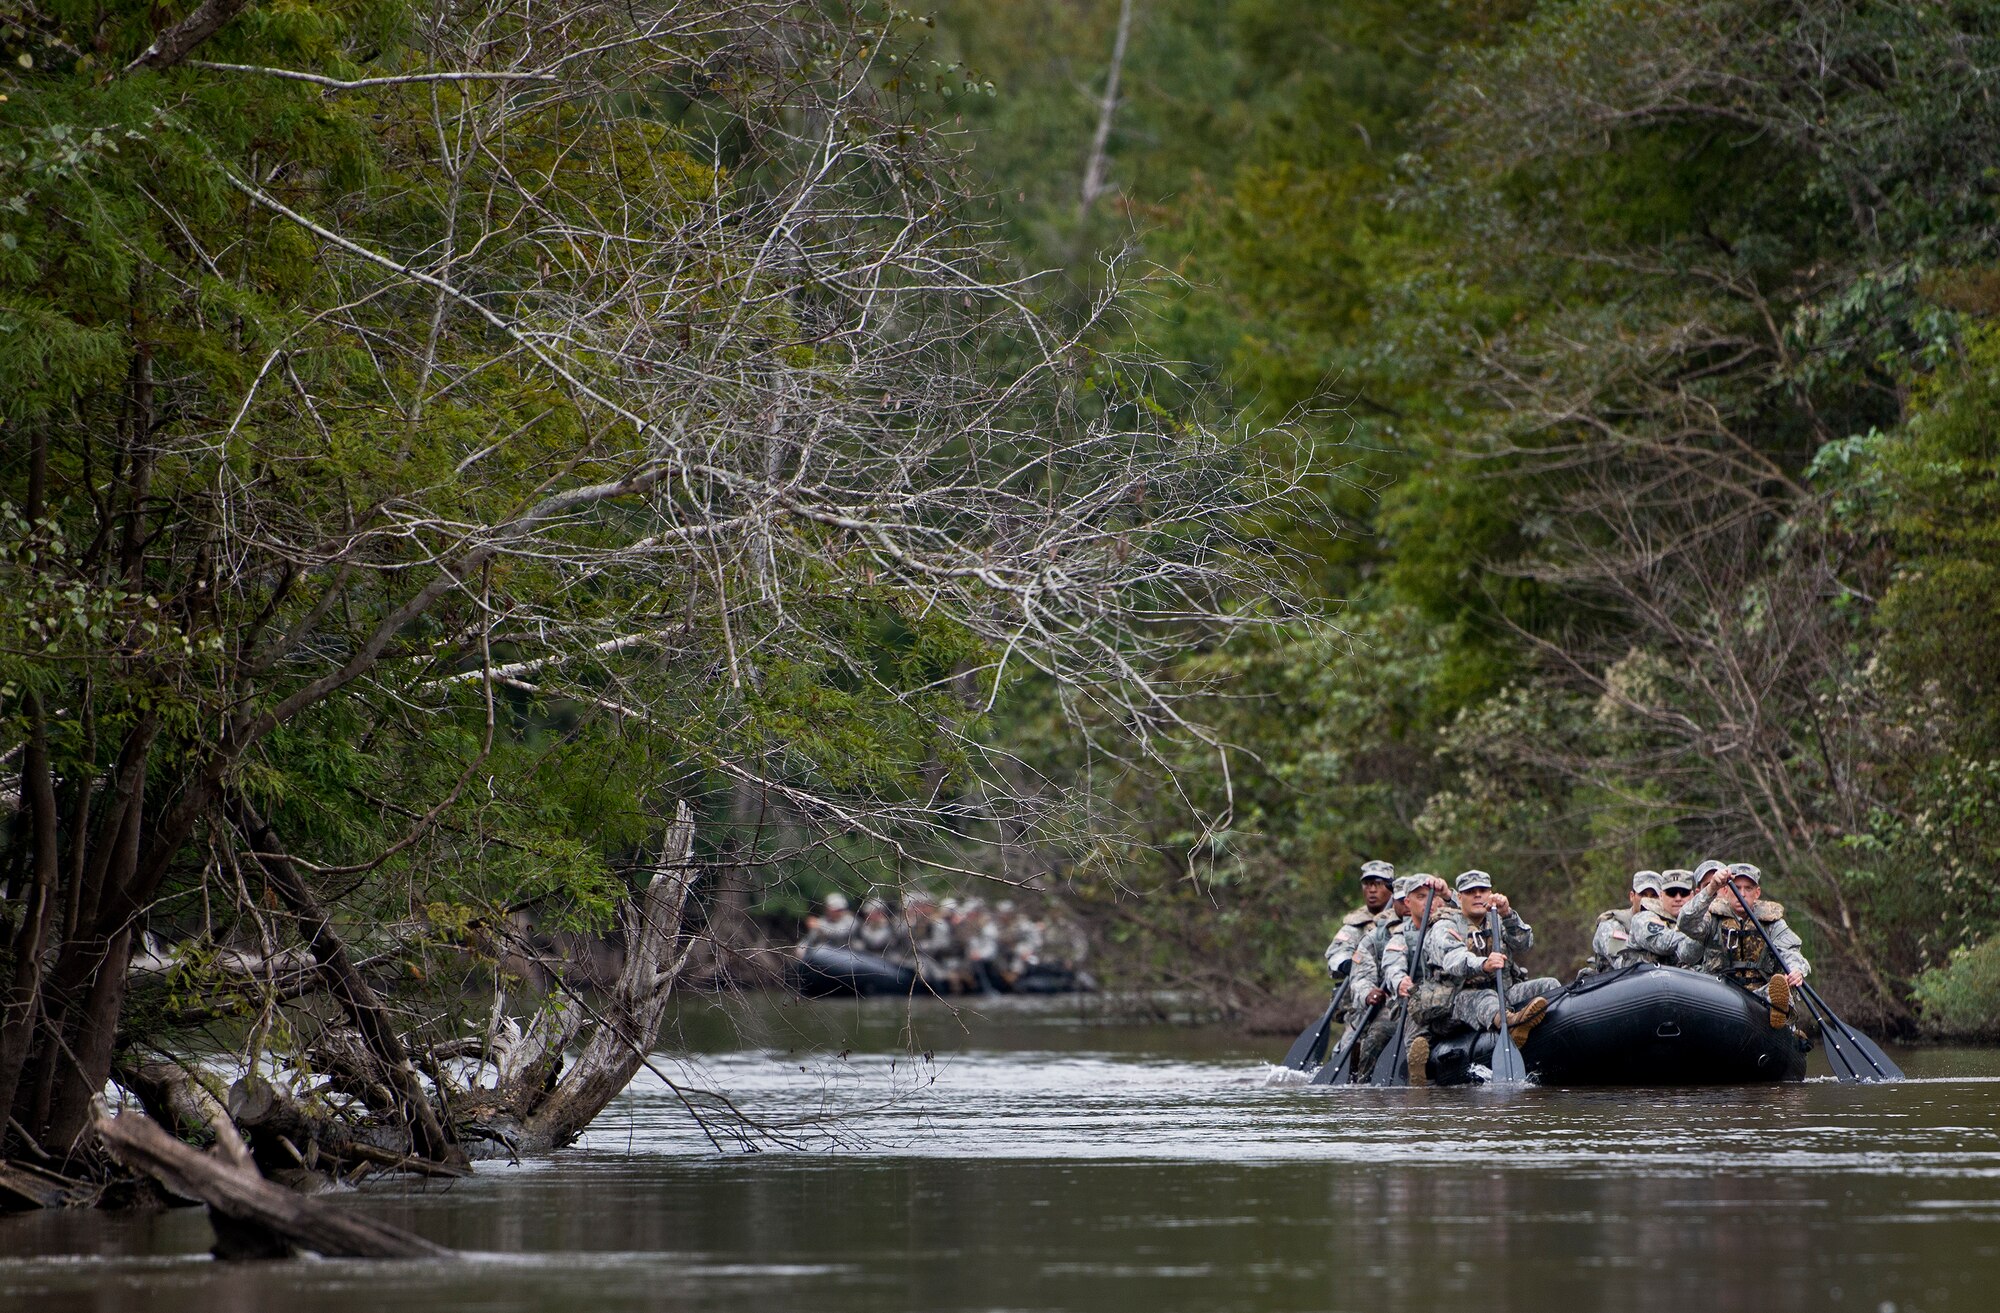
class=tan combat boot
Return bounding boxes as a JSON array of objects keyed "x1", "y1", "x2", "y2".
[
  {"x1": 1506, "y1": 996, "x2": 1550, "y2": 1046},
  {"x1": 1406, "y1": 1035, "x2": 1430, "y2": 1086},
  {"x1": 1766, "y1": 974, "x2": 1792, "y2": 1030}
]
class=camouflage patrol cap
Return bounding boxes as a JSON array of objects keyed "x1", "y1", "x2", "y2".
[
  {"x1": 1631, "y1": 870, "x2": 1663, "y2": 895},
  {"x1": 1693, "y1": 859, "x2": 1729, "y2": 881},
  {"x1": 1661, "y1": 869, "x2": 1696, "y2": 893},
  {"x1": 1454, "y1": 869, "x2": 1494, "y2": 892},
  {"x1": 1360, "y1": 859, "x2": 1395, "y2": 884},
  {"x1": 1391, "y1": 875, "x2": 1419, "y2": 899},
  {"x1": 1727, "y1": 862, "x2": 1762, "y2": 884}
]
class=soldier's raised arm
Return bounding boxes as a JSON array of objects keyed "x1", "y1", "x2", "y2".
[
  {"x1": 1677, "y1": 860, "x2": 1728, "y2": 936},
  {"x1": 1631, "y1": 909, "x2": 1701, "y2": 965}
]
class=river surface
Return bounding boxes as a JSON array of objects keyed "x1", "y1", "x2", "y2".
[{"x1": 3, "y1": 994, "x2": 1999, "y2": 1313}]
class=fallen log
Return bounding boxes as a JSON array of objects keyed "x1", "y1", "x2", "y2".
[
  {"x1": 227, "y1": 1074, "x2": 468, "y2": 1179},
  {"x1": 0, "y1": 1158, "x2": 100, "y2": 1210},
  {"x1": 92, "y1": 1104, "x2": 453, "y2": 1259}
]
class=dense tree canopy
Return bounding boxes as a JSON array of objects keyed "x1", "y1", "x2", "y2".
[{"x1": 925, "y1": 0, "x2": 2000, "y2": 1028}]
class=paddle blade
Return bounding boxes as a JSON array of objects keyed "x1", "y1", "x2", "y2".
[
  {"x1": 1283, "y1": 1003, "x2": 1336, "y2": 1072},
  {"x1": 1803, "y1": 985, "x2": 1905, "y2": 1082},
  {"x1": 1370, "y1": 1010, "x2": 1409, "y2": 1086},
  {"x1": 1488, "y1": 1029, "x2": 1528, "y2": 1085},
  {"x1": 1308, "y1": 1038, "x2": 1347, "y2": 1085}
]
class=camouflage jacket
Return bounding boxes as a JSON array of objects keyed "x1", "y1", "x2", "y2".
[
  {"x1": 1325, "y1": 904, "x2": 1390, "y2": 980},
  {"x1": 1628, "y1": 898, "x2": 1702, "y2": 967},
  {"x1": 1677, "y1": 888, "x2": 1809, "y2": 980},
  {"x1": 1423, "y1": 907, "x2": 1534, "y2": 992},
  {"x1": 1589, "y1": 908, "x2": 1636, "y2": 972},
  {"x1": 1346, "y1": 912, "x2": 1423, "y2": 1004}
]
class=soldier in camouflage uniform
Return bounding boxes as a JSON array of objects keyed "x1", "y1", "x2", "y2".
[
  {"x1": 1324, "y1": 860, "x2": 1396, "y2": 982},
  {"x1": 1348, "y1": 874, "x2": 1448, "y2": 1077},
  {"x1": 1589, "y1": 871, "x2": 1662, "y2": 972},
  {"x1": 1678, "y1": 861, "x2": 1809, "y2": 1028},
  {"x1": 1418, "y1": 871, "x2": 1562, "y2": 1051},
  {"x1": 1627, "y1": 869, "x2": 1702, "y2": 967}
]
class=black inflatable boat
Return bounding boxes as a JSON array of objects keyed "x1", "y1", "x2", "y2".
[
  {"x1": 789, "y1": 946, "x2": 924, "y2": 997},
  {"x1": 788, "y1": 946, "x2": 1096, "y2": 998},
  {"x1": 1423, "y1": 963, "x2": 1811, "y2": 1086}
]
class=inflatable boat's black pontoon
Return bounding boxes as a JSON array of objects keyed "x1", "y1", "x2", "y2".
[
  {"x1": 788, "y1": 946, "x2": 1094, "y2": 998},
  {"x1": 1422, "y1": 963, "x2": 1811, "y2": 1086}
]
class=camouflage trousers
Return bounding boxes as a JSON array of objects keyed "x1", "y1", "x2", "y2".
[
  {"x1": 1346, "y1": 1004, "x2": 1403, "y2": 1077},
  {"x1": 1450, "y1": 977, "x2": 1564, "y2": 1031}
]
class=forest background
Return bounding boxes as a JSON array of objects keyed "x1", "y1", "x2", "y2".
[
  {"x1": 926, "y1": 0, "x2": 2000, "y2": 1037},
  {"x1": 4, "y1": 0, "x2": 2000, "y2": 1169}
]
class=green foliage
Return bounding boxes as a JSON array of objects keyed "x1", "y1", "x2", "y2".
[
  {"x1": 1913, "y1": 935, "x2": 2000, "y2": 1041},
  {"x1": 931, "y1": 0, "x2": 2000, "y2": 1024}
]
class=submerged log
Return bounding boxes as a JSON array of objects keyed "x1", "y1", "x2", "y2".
[{"x1": 93, "y1": 1105, "x2": 453, "y2": 1259}]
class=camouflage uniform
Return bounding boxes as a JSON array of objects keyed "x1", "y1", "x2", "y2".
[
  {"x1": 802, "y1": 904, "x2": 858, "y2": 950},
  {"x1": 1343, "y1": 905, "x2": 1400, "y2": 1003},
  {"x1": 1628, "y1": 897, "x2": 1702, "y2": 966},
  {"x1": 1589, "y1": 910, "x2": 1636, "y2": 972},
  {"x1": 1324, "y1": 905, "x2": 1383, "y2": 981},
  {"x1": 1346, "y1": 897, "x2": 1417, "y2": 1074},
  {"x1": 1323, "y1": 860, "x2": 1396, "y2": 981},
  {"x1": 1677, "y1": 884, "x2": 1808, "y2": 986},
  {"x1": 1423, "y1": 903, "x2": 1562, "y2": 1033},
  {"x1": 1591, "y1": 872, "x2": 1668, "y2": 972}
]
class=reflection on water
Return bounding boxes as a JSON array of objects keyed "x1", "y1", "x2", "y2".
[{"x1": 3, "y1": 994, "x2": 1998, "y2": 1313}]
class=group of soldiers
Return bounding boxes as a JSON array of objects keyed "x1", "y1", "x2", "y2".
[
  {"x1": 1322, "y1": 858, "x2": 1813, "y2": 1084},
  {"x1": 797, "y1": 891, "x2": 1081, "y2": 991}
]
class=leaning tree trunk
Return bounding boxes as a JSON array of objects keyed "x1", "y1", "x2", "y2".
[{"x1": 465, "y1": 801, "x2": 697, "y2": 1155}]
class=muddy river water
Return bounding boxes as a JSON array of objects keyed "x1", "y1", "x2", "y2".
[{"x1": 3, "y1": 994, "x2": 1997, "y2": 1313}]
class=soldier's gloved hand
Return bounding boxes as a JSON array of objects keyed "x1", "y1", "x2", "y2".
[
  {"x1": 1396, "y1": 979, "x2": 1413, "y2": 998},
  {"x1": 1367, "y1": 988, "x2": 1386, "y2": 1004},
  {"x1": 1482, "y1": 952, "x2": 1507, "y2": 974}
]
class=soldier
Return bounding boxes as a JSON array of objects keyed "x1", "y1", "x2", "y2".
[
  {"x1": 1589, "y1": 871, "x2": 1663, "y2": 972},
  {"x1": 1413, "y1": 870, "x2": 1562, "y2": 1078},
  {"x1": 1628, "y1": 869, "x2": 1702, "y2": 967},
  {"x1": 856, "y1": 897, "x2": 899, "y2": 956},
  {"x1": 893, "y1": 892, "x2": 955, "y2": 975},
  {"x1": 1324, "y1": 860, "x2": 1397, "y2": 982},
  {"x1": 1678, "y1": 861, "x2": 1809, "y2": 1028},
  {"x1": 800, "y1": 893, "x2": 857, "y2": 951},
  {"x1": 1355, "y1": 874, "x2": 1455, "y2": 1078}
]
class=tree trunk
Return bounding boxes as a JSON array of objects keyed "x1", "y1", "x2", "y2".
[
  {"x1": 513, "y1": 801, "x2": 695, "y2": 1151},
  {"x1": 0, "y1": 701, "x2": 60, "y2": 1136},
  {"x1": 228, "y1": 796, "x2": 460, "y2": 1164}
]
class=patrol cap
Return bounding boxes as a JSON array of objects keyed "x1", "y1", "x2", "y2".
[
  {"x1": 824, "y1": 893, "x2": 850, "y2": 912},
  {"x1": 1631, "y1": 870, "x2": 1663, "y2": 895},
  {"x1": 1360, "y1": 859, "x2": 1395, "y2": 884},
  {"x1": 1727, "y1": 862, "x2": 1762, "y2": 884},
  {"x1": 1391, "y1": 875, "x2": 1418, "y2": 899},
  {"x1": 1661, "y1": 869, "x2": 1696, "y2": 893},
  {"x1": 1693, "y1": 859, "x2": 1729, "y2": 881},
  {"x1": 1455, "y1": 869, "x2": 1494, "y2": 892}
]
